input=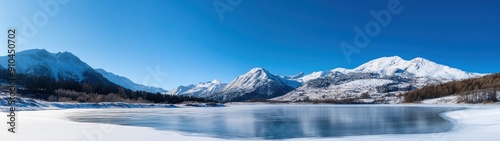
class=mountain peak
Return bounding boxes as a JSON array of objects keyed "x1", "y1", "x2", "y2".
[
  {"x1": 20, "y1": 48, "x2": 49, "y2": 54},
  {"x1": 374, "y1": 56, "x2": 404, "y2": 62},
  {"x1": 409, "y1": 57, "x2": 431, "y2": 63},
  {"x1": 331, "y1": 68, "x2": 350, "y2": 73},
  {"x1": 249, "y1": 67, "x2": 268, "y2": 73},
  {"x1": 0, "y1": 49, "x2": 120, "y2": 86},
  {"x1": 168, "y1": 79, "x2": 227, "y2": 97},
  {"x1": 18, "y1": 49, "x2": 51, "y2": 58},
  {"x1": 354, "y1": 56, "x2": 406, "y2": 73},
  {"x1": 55, "y1": 51, "x2": 82, "y2": 63},
  {"x1": 211, "y1": 79, "x2": 222, "y2": 84},
  {"x1": 345, "y1": 56, "x2": 483, "y2": 79},
  {"x1": 1, "y1": 49, "x2": 95, "y2": 81},
  {"x1": 243, "y1": 68, "x2": 273, "y2": 79},
  {"x1": 55, "y1": 51, "x2": 76, "y2": 56},
  {"x1": 384, "y1": 56, "x2": 403, "y2": 60},
  {"x1": 212, "y1": 68, "x2": 298, "y2": 102},
  {"x1": 411, "y1": 57, "x2": 425, "y2": 60}
]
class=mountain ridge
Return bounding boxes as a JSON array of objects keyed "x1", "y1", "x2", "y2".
[
  {"x1": 336, "y1": 56, "x2": 483, "y2": 80},
  {"x1": 0, "y1": 49, "x2": 115, "y2": 85},
  {"x1": 210, "y1": 68, "x2": 300, "y2": 102},
  {"x1": 273, "y1": 56, "x2": 485, "y2": 103},
  {"x1": 2, "y1": 49, "x2": 488, "y2": 103},
  {"x1": 0, "y1": 49, "x2": 166, "y2": 93},
  {"x1": 95, "y1": 68, "x2": 167, "y2": 93},
  {"x1": 167, "y1": 79, "x2": 227, "y2": 97}
]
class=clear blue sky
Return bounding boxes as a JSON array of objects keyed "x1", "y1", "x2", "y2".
[{"x1": 1, "y1": 0, "x2": 499, "y2": 89}]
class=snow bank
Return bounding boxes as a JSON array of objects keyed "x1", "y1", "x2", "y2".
[
  {"x1": 421, "y1": 95, "x2": 460, "y2": 104},
  {"x1": 0, "y1": 94, "x2": 177, "y2": 112},
  {"x1": 1, "y1": 106, "x2": 499, "y2": 141},
  {"x1": 0, "y1": 93, "x2": 223, "y2": 112}
]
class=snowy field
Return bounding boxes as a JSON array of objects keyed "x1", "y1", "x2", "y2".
[{"x1": 0, "y1": 105, "x2": 499, "y2": 141}]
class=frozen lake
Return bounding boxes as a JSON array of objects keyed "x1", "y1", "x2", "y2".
[{"x1": 67, "y1": 105, "x2": 463, "y2": 140}]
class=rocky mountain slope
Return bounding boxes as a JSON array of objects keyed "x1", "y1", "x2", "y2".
[
  {"x1": 167, "y1": 79, "x2": 227, "y2": 97},
  {"x1": 272, "y1": 56, "x2": 484, "y2": 103},
  {"x1": 0, "y1": 49, "x2": 113, "y2": 85},
  {"x1": 0, "y1": 49, "x2": 165, "y2": 93},
  {"x1": 210, "y1": 68, "x2": 301, "y2": 102}
]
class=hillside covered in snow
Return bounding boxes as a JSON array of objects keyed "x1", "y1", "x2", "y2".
[
  {"x1": 0, "y1": 49, "x2": 489, "y2": 104},
  {"x1": 163, "y1": 56, "x2": 486, "y2": 103},
  {"x1": 210, "y1": 68, "x2": 301, "y2": 102},
  {"x1": 272, "y1": 56, "x2": 485, "y2": 103},
  {"x1": 167, "y1": 79, "x2": 227, "y2": 97},
  {"x1": 0, "y1": 49, "x2": 166, "y2": 93}
]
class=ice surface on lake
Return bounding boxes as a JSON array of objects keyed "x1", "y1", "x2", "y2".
[{"x1": 67, "y1": 105, "x2": 463, "y2": 140}]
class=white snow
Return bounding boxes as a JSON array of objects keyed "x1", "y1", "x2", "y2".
[
  {"x1": 337, "y1": 79, "x2": 393, "y2": 88},
  {"x1": 219, "y1": 68, "x2": 300, "y2": 93},
  {"x1": 274, "y1": 79, "x2": 395, "y2": 102},
  {"x1": 275, "y1": 56, "x2": 485, "y2": 103},
  {"x1": 298, "y1": 71, "x2": 326, "y2": 83},
  {"x1": 1, "y1": 105, "x2": 499, "y2": 141},
  {"x1": 0, "y1": 93, "x2": 177, "y2": 111},
  {"x1": 172, "y1": 79, "x2": 228, "y2": 97},
  {"x1": 343, "y1": 56, "x2": 484, "y2": 80},
  {"x1": 421, "y1": 95, "x2": 461, "y2": 104},
  {"x1": 284, "y1": 71, "x2": 326, "y2": 83},
  {"x1": 222, "y1": 68, "x2": 274, "y2": 92},
  {"x1": 0, "y1": 49, "x2": 93, "y2": 81},
  {"x1": 167, "y1": 84, "x2": 196, "y2": 95},
  {"x1": 330, "y1": 68, "x2": 351, "y2": 74}
]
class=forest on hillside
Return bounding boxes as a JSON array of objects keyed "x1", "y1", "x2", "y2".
[
  {"x1": 0, "y1": 68, "x2": 214, "y2": 104},
  {"x1": 404, "y1": 73, "x2": 500, "y2": 103}
]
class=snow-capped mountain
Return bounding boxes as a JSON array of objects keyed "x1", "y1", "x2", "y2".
[
  {"x1": 210, "y1": 68, "x2": 301, "y2": 102},
  {"x1": 1, "y1": 50, "x2": 485, "y2": 104},
  {"x1": 0, "y1": 49, "x2": 112, "y2": 85},
  {"x1": 0, "y1": 49, "x2": 167, "y2": 93},
  {"x1": 333, "y1": 56, "x2": 482, "y2": 80},
  {"x1": 282, "y1": 71, "x2": 327, "y2": 83},
  {"x1": 167, "y1": 80, "x2": 227, "y2": 97},
  {"x1": 273, "y1": 72, "x2": 420, "y2": 103},
  {"x1": 167, "y1": 85, "x2": 195, "y2": 95},
  {"x1": 95, "y1": 69, "x2": 167, "y2": 93},
  {"x1": 273, "y1": 56, "x2": 484, "y2": 103}
]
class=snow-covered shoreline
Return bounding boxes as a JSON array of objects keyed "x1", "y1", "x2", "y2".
[
  {"x1": 0, "y1": 94, "x2": 226, "y2": 112},
  {"x1": 0, "y1": 105, "x2": 499, "y2": 141}
]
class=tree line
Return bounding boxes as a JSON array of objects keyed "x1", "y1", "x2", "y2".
[{"x1": 404, "y1": 73, "x2": 500, "y2": 103}]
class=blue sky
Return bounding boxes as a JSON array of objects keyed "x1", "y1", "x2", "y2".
[{"x1": 1, "y1": 0, "x2": 499, "y2": 89}]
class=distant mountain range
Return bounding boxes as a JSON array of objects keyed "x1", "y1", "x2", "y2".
[
  {"x1": 95, "y1": 69, "x2": 167, "y2": 93},
  {"x1": 170, "y1": 56, "x2": 485, "y2": 103},
  {"x1": 330, "y1": 56, "x2": 481, "y2": 80},
  {"x1": 0, "y1": 49, "x2": 487, "y2": 103},
  {"x1": 275, "y1": 56, "x2": 484, "y2": 103},
  {"x1": 166, "y1": 79, "x2": 226, "y2": 97},
  {"x1": 0, "y1": 49, "x2": 166, "y2": 93},
  {"x1": 0, "y1": 49, "x2": 113, "y2": 85}
]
